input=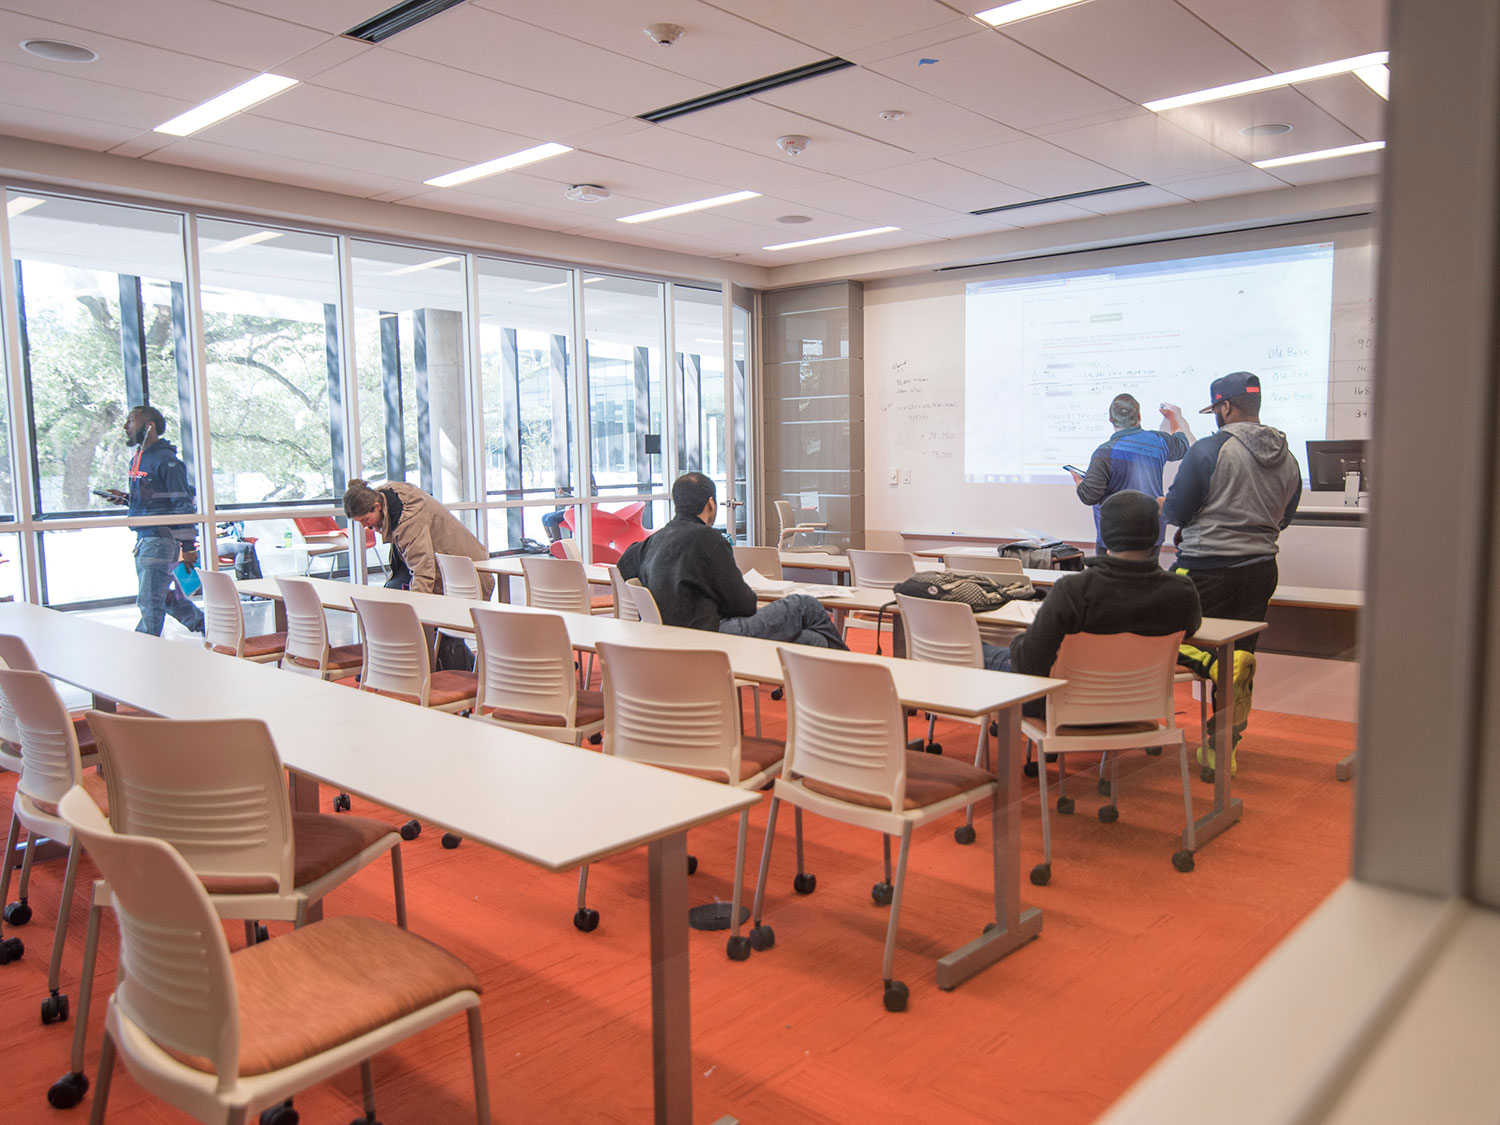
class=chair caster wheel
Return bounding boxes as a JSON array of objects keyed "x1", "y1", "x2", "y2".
[
  {"x1": 926, "y1": 742, "x2": 943, "y2": 755},
  {"x1": 871, "y1": 882, "x2": 894, "y2": 906},
  {"x1": 47, "y1": 1070, "x2": 88, "y2": 1109},
  {"x1": 254, "y1": 924, "x2": 269, "y2": 944},
  {"x1": 1145, "y1": 745, "x2": 1162, "y2": 756},
  {"x1": 953, "y1": 824, "x2": 976, "y2": 845},
  {"x1": 726, "y1": 935, "x2": 751, "y2": 961},
  {"x1": 882, "y1": 980, "x2": 909, "y2": 1012},
  {"x1": 1056, "y1": 796, "x2": 1075, "y2": 815},
  {"x1": 333, "y1": 792, "x2": 351, "y2": 812},
  {"x1": 0, "y1": 935, "x2": 24, "y2": 963},
  {"x1": 749, "y1": 924, "x2": 775, "y2": 951},
  {"x1": 1097, "y1": 778, "x2": 1111, "y2": 796},
  {"x1": 1098, "y1": 805, "x2": 1119, "y2": 824},
  {"x1": 588, "y1": 732, "x2": 602, "y2": 745},
  {"x1": 573, "y1": 908, "x2": 600, "y2": 933},
  {"x1": 441, "y1": 833, "x2": 462, "y2": 849},
  {"x1": 260, "y1": 1102, "x2": 299, "y2": 1125},
  {"x1": 687, "y1": 855, "x2": 698, "y2": 875},
  {"x1": 1029, "y1": 863, "x2": 1051, "y2": 886},
  {"x1": 1023, "y1": 760, "x2": 1039, "y2": 778},
  {"x1": 40, "y1": 992, "x2": 69, "y2": 1024},
  {"x1": 905, "y1": 737, "x2": 925, "y2": 753},
  {"x1": 793, "y1": 872, "x2": 816, "y2": 895},
  {"x1": 399, "y1": 820, "x2": 421, "y2": 841},
  {"x1": 1200, "y1": 766, "x2": 1215, "y2": 784},
  {"x1": 4, "y1": 899, "x2": 31, "y2": 925},
  {"x1": 770, "y1": 687, "x2": 783, "y2": 701},
  {"x1": 1172, "y1": 849, "x2": 1195, "y2": 873}
]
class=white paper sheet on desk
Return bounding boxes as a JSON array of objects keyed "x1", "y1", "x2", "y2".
[{"x1": 1010, "y1": 601, "x2": 1040, "y2": 622}]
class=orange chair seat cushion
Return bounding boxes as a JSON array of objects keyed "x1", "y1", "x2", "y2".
[
  {"x1": 287, "y1": 644, "x2": 363, "y2": 672},
  {"x1": 213, "y1": 632, "x2": 287, "y2": 659},
  {"x1": 31, "y1": 768, "x2": 109, "y2": 818},
  {"x1": 197, "y1": 813, "x2": 393, "y2": 895},
  {"x1": 1048, "y1": 720, "x2": 1165, "y2": 737},
  {"x1": 347, "y1": 670, "x2": 478, "y2": 707},
  {"x1": 665, "y1": 735, "x2": 786, "y2": 784},
  {"x1": 169, "y1": 915, "x2": 480, "y2": 1076},
  {"x1": 798, "y1": 749, "x2": 992, "y2": 811},
  {"x1": 590, "y1": 595, "x2": 613, "y2": 611},
  {"x1": 480, "y1": 689, "x2": 603, "y2": 728}
]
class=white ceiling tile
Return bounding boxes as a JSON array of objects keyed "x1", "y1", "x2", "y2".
[
  {"x1": 474, "y1": 0, "x2": 822, "y2": 86},
  {"x1": 772, "y1": 179, "x2": 961, "y2": 227},
  {"x1": 1001, "y1": 0, "x2": 1266, "y2": 105},
  {"x1": 1157, "y1": 167, "x2": 1288, "y2": 200},
  {"x1": 385, "y1": 5, "x2": 708, "y2": 118},
  {"x1": 905, "y1": 213, "x2": 1022, "y2": 238},
  {"x1": 272, "y1": 36, "x2": 370, "y2": 82},
  {"x1": 752, "y1": 67, "x2": 1020, "y2": 158},
  {"x1": 944, "y1": 136, "x2": 1129, "y2": 197},
  {"x1": 1046, "y1": 113, "x2": 1246, "y2": 182},
  {"x1": 502, "y1": 152, "x2": 739, "y2": 209},
  {"x1": 856, "y1": 159, "x2": 1029, "y2": 213},
  {"x1": 585, "y1": 124, "x2": 835, "y2": 196},
  {"x1": 212, "y1": 0, "x2": 387, "y2": 35},
  {"x1": 992, "y1": 200, "x2": 1099, "y2": 228},
  {"x1": 0, "y1": 60, "x2": 182, "y2": 130},
  {"x1": 146, "y1": 138, "x2": 411, "y2": 198},
  {"x1": 1261, "y1": 151, "x2": 1381, "y2": 187},
  {"x1": 1294, "y1": 73, "x2": 1387, "y2": 141},
  {"x1": 185, "y1": 113, "x2": 457, "y2": 184},
  {"x1": 1068, "y1": 184, "x2": 1187, "y2": 214},
  {"x1": 843, "y1": 21, "x2": 988, "y2": 66},
  {"x1": 867, "y1": 30, "x2": 1133, "y2": 130},
  {"x1": 0, "y1": 0, "x2": 328, "y2": 71},
  {"x1": 563, "y1": 216, "x2": 749, "y2": 256},
  {"x1": 0, "y1": 101, "x2": 138, "y2": 150},
  {"x1": 727, "y1": 194, "x2": 899, "y2": 232},
  {"x1": 660, "y1": 97, "x2": 914, "y2": 177},
  {"x1": 312, "y1": 48, "x2": 617, "y2": 139},
  {"x1": 1159, "y1": 85, "x2": 1367, "y2": 162},
  {"x1": 108, "y1": 134, "x2": 175, "y2": 159},
  {"x1": 402, "y1": 187, "x2": 598, "y2": 233},
  {"x1": 704, "y1": 0, "x2": 970, "y2": 57},
  {"x1": 1193, "y1": 1, "x2": 1369, "y2": 72},
  {"x1": 558, "y1": 117, "x2": 655, "y2": 150}
]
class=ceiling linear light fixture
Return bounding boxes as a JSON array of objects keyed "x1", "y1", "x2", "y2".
[
  {"x1": 763, "y1": 226, "x2": 900, "y2": 252},
  {"x1": 385, "y1": 254, "x2": 461, "y2": 276},
  {"x1": 638, "y1": 56, "x2": 854, "y2": 124},
  {"x1": 154, "y1": 73, "x2": 299, "y2": 136},
  {"x1": 974, "y1": 0, "x2": 1095, "y2": 28},
  {"x1": 1143, "y1": 51, "x2": 1389, "y2": 113},
  {"x1": 970, "y1": 181, "x2": 1149, "y2": 216},
  {"x1": 6, "y1": 196, "x2": 46, "y2": 218},
  {"x1": 618, "y1": 190, "x2": 760, "y2": 225},
  {"x1": 345, "y1": 0, "x2": 467, "y2": 43},
  {"x1": 1355, "y1": 65, "x2": 1390, "y2": 99},
  {"x1": 424, "y1": 142, "x2": 572, "y2": 188},
  {"x1": 206, "y1": 229, "x2": 283, "y2": 254},
  {"x1": 1253, "y1": 140, "x2": 1385, "y2": 169}
]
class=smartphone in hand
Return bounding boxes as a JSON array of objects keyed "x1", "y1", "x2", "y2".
[{"x1": 1063, "y1": 464, "x2": 1085, "y2": 476}]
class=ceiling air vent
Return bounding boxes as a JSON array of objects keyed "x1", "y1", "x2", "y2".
[
  {"x1": 971, "y1": 182, "x2": 1150, "y2": 216},
  {"x1": 638, "y1": 57, "x2": 853, "y2": 124},
  {"x1": 345, "y1": 0, "x2": 468, "y2": 44}
]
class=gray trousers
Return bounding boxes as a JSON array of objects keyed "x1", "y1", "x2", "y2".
[{"x1": 719, "y1": 593, "x2": 849, "y2": 650}]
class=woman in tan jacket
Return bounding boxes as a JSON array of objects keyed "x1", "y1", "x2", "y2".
[{"x1": 343, "y1": 479, "x2": 495, "y2": 600}]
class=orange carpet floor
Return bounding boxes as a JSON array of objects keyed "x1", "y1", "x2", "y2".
[{"x1": 0, "y1": 637, "x2": 1355, "y2": 1124}]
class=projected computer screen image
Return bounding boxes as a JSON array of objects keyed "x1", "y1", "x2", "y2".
[{"x1": 963, "y1": 243, "x2": 1336, "y2": 485}]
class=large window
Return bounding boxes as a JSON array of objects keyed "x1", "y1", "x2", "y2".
[
  {"x1": 674, "y1": 284, "x2": 726, "y2": 527},
  {"x1": 198, "y1": 219, "x2": 342, "y2": 506},
  {"x1": 584, "y1": 275, "x2": 663, "y2": 498}
]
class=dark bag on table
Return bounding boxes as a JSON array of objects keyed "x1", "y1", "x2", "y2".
[{"x1": 892, "y1": 569, "x2": 1032, "y2": 612}]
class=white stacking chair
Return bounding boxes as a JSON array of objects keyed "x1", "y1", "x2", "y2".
[
  {"x1": 435, "y1": 552, "x2": 484, "y2": 599},
  {"x1": 574, "y1": 641, "x2": 784, "y2": 951},
  {"x1": 748, "y1": 647, "x2": 1000, "y2": 1011},
  {"x1": 0, "y1": 633, "x2": 99, "y2": 769},
  {"x1": 50, "y1": 709, "x2": 411, "y2": 1111},
  {"x1": 625, "y1": 578, "x2": 662, "y2": 624},
  {"x1": 606, "y1": 564, "x2": 640, "y2": 622},
  {"x1": 844, "y1": 549, "x2": 918, "y2": 647},
  {"x1": 556, "y1": 536, "x2": 583, "y2": 562},
  {"x1": 55, "y1": 787, "x2": 491, "y2": 1125},
  {"x1": 469, "y1": 607, "x2": 604, "y2": 745},
  {"x1": 732, "y1": 545, "x2": 783, "y2": 580},
  {"x1": 521, "y1": 556, "x2": 607, "y2": 684},
  {"x1": 0, "y1": 668, "x2": 96, "y2": 1025},
  {"x1": 1024, "y1": 631, "x2": 1195, "y2": 886},
  {"x1": 276, "y1": 577, "x2": 363, "y2": 680},
  {"x1": 774, "y1": 499, "x2": 826, "y2": 550},
  {"x1": 200, "y1": 568, "x2": 286, "y2": 663}
]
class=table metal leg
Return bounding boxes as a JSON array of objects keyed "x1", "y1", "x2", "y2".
[
  {"x1": 1336, "y1": 752, "x2": 1356, "y2": 782},
  {"x1": 648, "y1": 831, "x2": 693, "y2": 1125},
  {"x1": 937, "y1": 707, "x2": 1041, "y2": 989},
  {"x1": 1188, "y1": 641, "x2": 1243, "y2": 848}
]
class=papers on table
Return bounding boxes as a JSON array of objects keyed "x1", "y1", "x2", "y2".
[{"x1": 742, "y1": 569, "x2": 844, "y2": 600}]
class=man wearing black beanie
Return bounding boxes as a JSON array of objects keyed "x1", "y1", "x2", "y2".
[{"x1": 995, "y1": 492, "x2": 1201, "y2": 711}]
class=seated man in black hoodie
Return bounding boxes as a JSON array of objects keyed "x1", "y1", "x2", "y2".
[
  {"x1": 993, "y1": 490, "x2": 1201, "y2": 711},
  {"x1": 618, "y1": 473, "x2": 847, "y2": 649}
]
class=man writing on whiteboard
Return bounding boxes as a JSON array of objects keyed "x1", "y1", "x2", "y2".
[
  {"x1": 1072, "y1": 393, "x2": 1193, "y2": 556},
  {"x1": 1161, "y1": 371, "x2": 1302, "y2": 776}
]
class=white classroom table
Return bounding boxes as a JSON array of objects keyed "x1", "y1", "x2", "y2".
[
  {"x1": 0, "y1": 603, "x2": 751, "y2": 1125},
  {"x1": 476, "y1": 555, "x2": 805, "y2": 607},
  {"x1": 239, "y1": 576, "x2": 1065, "y2": 989}
]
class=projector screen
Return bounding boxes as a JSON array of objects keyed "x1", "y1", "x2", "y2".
[{"x1": 963, "y1": 242, "x2": 1336, "y2": 484}]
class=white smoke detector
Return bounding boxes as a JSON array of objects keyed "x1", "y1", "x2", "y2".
[
  {"x1": 564, "y1": 184, "x2": 611, "y2": 203},
  {"x1": 644, "y1": 22, "x2": 685, "y2": 46},
  {"x1": 878, "y1": 109, "x2": 906, "y2": 121},
  {"x1": 776, "y1": 134, "x2": 811, "y2": 157}
]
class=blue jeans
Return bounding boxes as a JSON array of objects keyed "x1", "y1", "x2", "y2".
[
  {"x1": 719, "y1": 593, "x2": 848, "y2": 649},
  {"x1": 135, "y1": 536, "x2": 203, "y2": 636},
  {"x1": 983, "y1": 644, "x2": 1012, "y2": 672}
]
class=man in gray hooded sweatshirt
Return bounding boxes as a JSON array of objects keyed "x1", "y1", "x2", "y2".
[{"x1": 1162, "y1": 372, "x2": 1301, "y2": 770}]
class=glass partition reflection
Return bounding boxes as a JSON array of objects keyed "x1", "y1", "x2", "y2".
[{"x1": 584, "y1": 275, "x2": 663, "y2": 505}]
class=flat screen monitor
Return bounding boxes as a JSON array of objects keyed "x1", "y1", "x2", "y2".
[{"x1": 1307, "y1": 439, "x2": 1369, "y2": 491}]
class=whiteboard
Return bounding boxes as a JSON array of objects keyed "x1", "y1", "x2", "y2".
[{"x1": 865, "y1": 215, "x2": 1376, "y2": 541}]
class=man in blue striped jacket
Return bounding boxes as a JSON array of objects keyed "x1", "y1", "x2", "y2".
[{"x1": 1073, "y1": 393, "x2": 1193, "y2": 555}]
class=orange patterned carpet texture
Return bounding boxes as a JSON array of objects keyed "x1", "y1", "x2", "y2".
[{"x1": 0, "y1": 632, "x2": 1355, "y2": 1124}]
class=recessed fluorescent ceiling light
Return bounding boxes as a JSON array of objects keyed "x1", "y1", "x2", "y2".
[
  {"x1": 974, "y1": 0, "x2": 1094, "y2": 27},
  {"x1": 1355, "y1": 64, "x2": 1390, "y2": 99},
  {"x1": 206, "y1": 230, "x2": 283, "y2": 254},
  {"x1": 763, "y1": 226, "x2": 899, "y2": 251},
  {"x1": 1143, "y1": 52, "x2": 1388, "y2": 112},
  {"x1": 618, "y1": 191, "x2": 760, "y2": 224},
  {"x1": 424, "y1": 143, "x2": 571, "y2": 188},
  {"x1": 7, "y1": 196, "x2": 46, "y2": 218},
  {"x1": 1253, "y1": 141, "x2": 1385, "y2": 169},
  {"x1": 385, "y1": 255, "x2": 461, "y2": 276},
  {"x1": 154, "y1": 73, "x2": 299, "y2": 136}
]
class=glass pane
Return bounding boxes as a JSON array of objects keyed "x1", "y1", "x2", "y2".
[
  {"x1": 732, "y1": 301, "x2": 751, "y2": 541},
  {"x1": 8, "y1": 193, "x2": 189, "y2": 517},
  {"x1": 0, "y1": 532, "x2": 22, "y2": 604},
  {"x1": 486, "y1": 503, "x2": 576, "y2": 556},
  {"x1": 40, "y1": 525, "x2": 198, "y2": 614},
  {"x1": 351, "y1": 242, "x2": 471, "y2": 503},
  {"x1": 197, "y1": 219, "x2": 341, "y2": 505},
  {"x1": 475, "y1": 259, "x2": 575, "y2": 532},
  {"x1": 220, "y1": 515, "x2": 376, "y2": 583},
  {"x1": 674, "y1": 284, "x2": 726, "y2": 526},
  {"x1": 584, "y1": 275, "x2": 663, "y2": 504}
]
